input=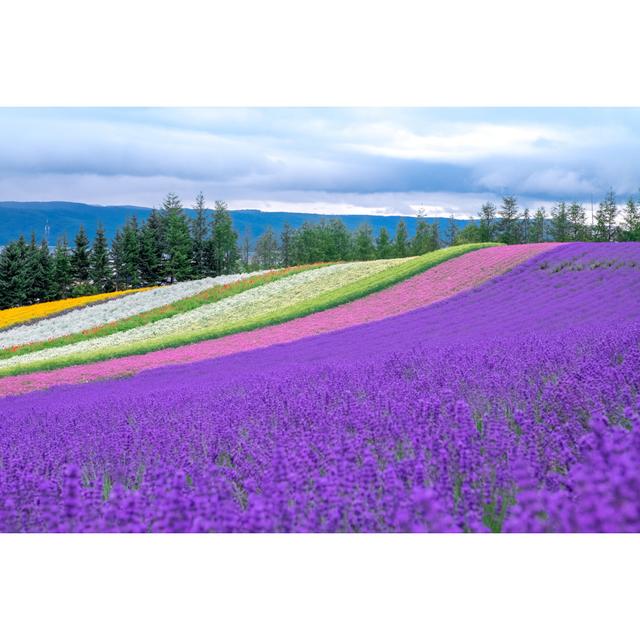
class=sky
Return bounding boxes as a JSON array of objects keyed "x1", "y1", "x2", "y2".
[{"x1": 1, "y1": 107, "x2": 640, "y2": 218}]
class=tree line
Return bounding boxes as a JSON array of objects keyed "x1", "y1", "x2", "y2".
[
  {"x1": 1, "y1": 189, "x2": 639, "y2": 310},
  {"x1": 0, "y1": 193, "x2": 442, "y2": 309},
  {"x1": 453, "y1": 189, "x2": 640, "y2": 246}
]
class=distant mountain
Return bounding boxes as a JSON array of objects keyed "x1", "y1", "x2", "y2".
[{"x1": 0, "y1": 201, "x2": 473, "y2": 247}]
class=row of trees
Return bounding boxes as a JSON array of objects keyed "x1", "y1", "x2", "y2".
[
  {"x1": 0, "y1": 193, "x2": 443, "y2": 309},
  {"x1": 2, "y1": 189, "x2": 639, "y2": 310},
  {"x1": 454, "y1": 190, "x2": 640, "y2": 246}
]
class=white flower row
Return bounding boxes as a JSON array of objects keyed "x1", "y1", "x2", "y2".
[
  {"x1": 0, "y1": 258, "x2": 408, "y2": 369},
  {"x1": 0, "y1": 272, "x2": 269, "y2": 349}
]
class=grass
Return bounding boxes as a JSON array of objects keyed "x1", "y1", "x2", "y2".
[{"x1": 0, "y1": 244, "x2": 499, "y2": 378}]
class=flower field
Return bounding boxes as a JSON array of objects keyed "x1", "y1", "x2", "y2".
[
  {"x1": 2, "y1": 242, "x2": 639, "y2": 532},
  {"x1": 0, "y1": 243, "x2": 491, "y2": 380},
  {"x1": 0, "y1": 286, "x2": 155, "y2": 331}
]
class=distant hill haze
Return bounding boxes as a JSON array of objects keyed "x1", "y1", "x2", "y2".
[{"x1": 0, "y1": 201, "x2": 472, "y2": 247}]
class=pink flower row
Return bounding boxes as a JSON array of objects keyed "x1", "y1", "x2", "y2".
[{"x1": 0, "y1": 243, "x2": 559, "y2": 397}]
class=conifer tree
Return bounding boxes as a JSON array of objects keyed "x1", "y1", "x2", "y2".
[
  {"x1": 550, "y1": 201, "x2": 570, "y2": 242},
  {"x1": 71, "y1": 225, "x2": 91, "y2": 285},
  {"x1": 139, "y1": 209, "x2": 165, "y2": 285},
  {"x1": 394, "y1": 220, "x2": 409, "y2": 257},
  {"x1": 90, "y1": 223, "x2": 112, "y2": 292},
  {"x1": 520, "y1": 208, "x2": 530, "y2": 243},
  {"x1": 162, "y1": 193, "x2": 192, "y2": 282},
  {"x1": 210, "y1": 200, "x2": 239, "y2": 275},
  {"x1": 27, "y1": 234, "x2": 52, "y2": 303},
  {"x1": 531, "y1": 207, "x2": 546, "y2": 243},
  {"x1": 478, "y1": 202, "x2": 497, "y2": 242},
  {"x1": 110, "y1": 230, "x2": 126, "y2": 290},
  {"x1": 353, "y1": 223, "x2": 376, "y2": 260},
  {"x1": 428, "y1": 222, "x2": 440, "y2": 251},
  {"x1": 121, "y1": 216, "x2": 141, "y2": 288},
  {"x1": 497, "y1": 196, "x2": 520, "y2": 244},
  {"x1": 445, "y1": 215, "x2": 458, "y2": 246},
  {"x1": 412, "y1": 218, "x2": 431, "y2": 255},
  {"x1": 52, "y1": 236, "x2": 73, "y2": 300},
  {"x1": 375, "y1": 227, "x2": 393, "y2": 259},
  {"x1": 593, "y1": 189, "x2": 618, "y2": 242},
  {"x1": 0, "y1": 239, "x2": 29, "y2": 308},
  {"x1": 567, "y1": 202, "x2": 588, "y2": 241},
  {"x1": 621, "y1": 195, "x2": 640, "y2": 241},
  {"x1": 280, "y1": 222, "x2": 294, "y2": 267},
  {"x1": 191, "y1": 192, "x2": 209, "y2": 277}
]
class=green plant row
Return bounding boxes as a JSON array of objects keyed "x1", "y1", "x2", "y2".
[{"x1": 0, "y1": 244, "x2": 499, "y2": 378}]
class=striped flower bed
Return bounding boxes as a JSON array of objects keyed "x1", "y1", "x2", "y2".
[
  {"x1": 0, "y1": 287, "x2": 155, "y2": 331},
  {"x1": 0, "y1": 243, "x2": 549, "y2": 396}
]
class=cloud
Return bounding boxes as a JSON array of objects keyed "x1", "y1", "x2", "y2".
[{"x1": 1, "y1": 108, "x2": 640, "y2": 213}]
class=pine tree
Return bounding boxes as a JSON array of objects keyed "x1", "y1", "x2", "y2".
[
  {"x1": 52, "y1": 236, "x2": 73, "y2": 300},
  {"x1": 280, "y1": 223, "x2": 294, "y2": 267},
  {"x1": 621, "y1": 195, "x2": 640, "y2": 241},
  {"x1": 27, "y1": 234, "x2": 52, "y2": 303},
  {"x1": 497, "y1": 196, "x2": 520, "y2": 244},
  {"x1": 376, "y1": 227, "x2": 393, "y2": 259},
  {"x1": 394, "y1": 220, "x2": 409, "y2": 257},
  {"x1": 191, "y1": 192, "x2": 209, "y2": 277},
  {"x1": 531, "y1": 208, "x2": 546, "y2": 243},
  {"x1": 593, "y1": 189, "x2": 618, "y2": 242},
  {"x1": 139, "y1": 209, "x2": 165, "y2": 285},
  {"x1": 445, "y1": 215, "x2": 458, "y2": 246},
  {"x1": 353, "y1": 223, "x2": 375, "y2": 260},
  {"x1": 121, "y1": 216, "x2": 141, "y2": 288},
  {"x1": 162, "y1": 193, "x2": 192, "y2": 282},
  {"x1": 253, "y1": 227, "x2": 279, "y2": 269},
  {"x1": 428, "y1": 222, "x2": 440, "y2": 251},
  {"x1": 325, "y1": 219, "x2": 352, "y2": 261},
  {"x1": 550, "y1": 201, "x2": 570, "y2": 242},
  {"x1": 520, "y1": 208, "x2": 530, "y2": 243},
  {"x1": 411, "y1": 218, "x2": 431, "y2": 255},
  {"x1": 90, "y1": 223, "x2": 112, "y2": 292},
  {"x1": 210, "y1": 200, "x2": 239, "y2": 275},
  {"x1": 478, "y1": 202, "x2": 497, "y2": 242},
  {"x1": 567, "y1": 202, "x2": 588, "y2": 241},
  {"x1": 23, "y1": 232, "x2": 40, "y2": 304},
  {"x1": 110, "y1": 230, "x2": 126, "y2": 290},
  {"x1": 71, "y1": 225, "x2": 91, "y2": 285},
  {"x1": 0, "y1": 239, "x2": 30, "y2": 308}
]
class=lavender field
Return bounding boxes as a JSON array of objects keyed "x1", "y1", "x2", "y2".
[{"x1": 1, "y1": 243, "x2": 639, "y2": 532}]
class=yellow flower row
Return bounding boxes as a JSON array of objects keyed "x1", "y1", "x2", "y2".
[{"x1": 0, "y1": 287, "x2": 156, "y2": 330}]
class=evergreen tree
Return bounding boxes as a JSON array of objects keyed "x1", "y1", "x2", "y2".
[
  {"x1": 394, "y1": 220, "x2": 409, "y2": 257},
  {"x1": 567, "y1": 202, "x2": 588, "y2": 241},
  {"x1": 428, "y1": 222, "x2": 440, "y2": 251},
  {"x1": 71, "y1": 225, "x2": 91, "y2": 285},
  {"x1": 52, "y1": 236, "x2": 73, "y2": 300},
  {"x1": 240, "y1": 231, "x2": 251, "y2": 270},
  {"x1": 0, "y1": 239, "x2": 29, "y2": 308},
  {"x1": 520, "y1": 208, "x2": 530, "y2": 243},
  {"x1": 621, "y1": 195, "x2": 640, "y2": 241},
  {"x1": 593, "y1": 189, "x2": 618, "y2": 242},
  {"x1": 453, "y1": 222, "x2": 482, "y2": 245},
  {"x1": 162, "y1": 193, "x2": 192, "y2": 282},
  {"x1": 353, "y1": 223, "x2": 375, "y2": 260},
  {"x1": 28, "y1": 235, "x2": 53, "y2": 303},
  {"x1": 121, "y1": 216, "x2": 141, "y2": 288},
  {"x1": 110, "y1": 230, "x2": 126, "y2": 290},
  {"x1": 445, "y1": 215, "x2": 458, "y2": 246},
  {"x1": 210, "y1": 200, "x2": 239, "y2": 275},
  {"x1": 280, "y1": 222, "x2": 294, "y2": 267},
  {"x1": 139, "y1": 209, "x2": 165, "y2": 285},
  {"x1": 531, "y1": 207, "x2": 546, "y2": 243},
  {"x1": 550, "y1": 201, "x2": 570, "y2": 242},
  {"x1": 23, "y1": 232, "x2": 40, "y2": 304},
  {"x1": 411, "y1": 218, "x2": 431, "y2": 255},
  {"x1": 253, "y1": 227, "x2": 279, "y2": 269},
  {"x1": 90, "y1": 223, "x2": 112, "y2": 292},
  {"x1": 191, "y1": 192, "x2": 209, "y2": 277},
  {"x1": 497, "y1": 196, "x2": 520, "y2": 244},
  {"x1": 325, "y1": 219, "x2": 352, "y2": 261},
  {"x1": 376, "y1": 227, "x2": 393, "y2": 259},
  {"x1": 478, "y1": 202, "x2": 497, "y2": 242}
]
